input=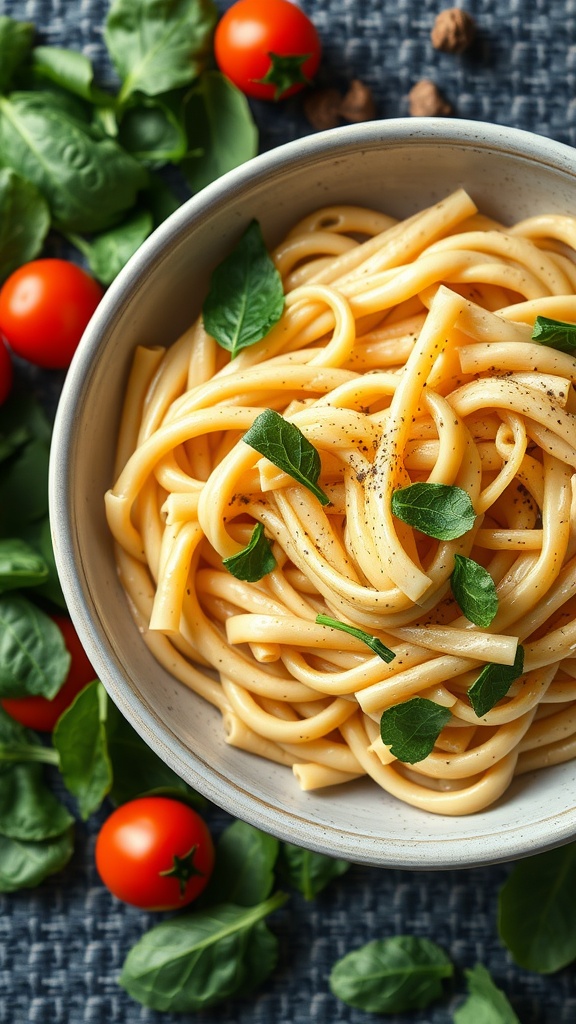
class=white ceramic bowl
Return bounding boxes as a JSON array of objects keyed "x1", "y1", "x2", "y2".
[{"x1": 50, "y1": 118, "x2": 576, "y2": 870}]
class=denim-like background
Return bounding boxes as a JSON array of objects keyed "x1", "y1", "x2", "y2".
[{"x1": 1, "y1": 0, "x2": 576, "y2": 1021}]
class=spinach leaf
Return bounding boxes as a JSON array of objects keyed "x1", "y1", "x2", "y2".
[
  {"x1": 532, "y1": 315, "x2": 576, "y2": 353},
  {"x1": 0, "y1": 91, "x2": 148, "y2": 232},
  {"x1": 119, "y1": 892, "x2": 288, "y2": 1011},
  {"x1": 203, "y1": 220, "x2": 285, "y2": 358},
  {"x1": 243, "y1": 409, "x2": 330, "y2": 505},
  {"x1": 0, "y1": 168, "x2": 50, "y2": 283},
  {"x1": 31, "y1": 46, "x2": 111, "y2": 105},
  {"x1": 453, "y1": 963, "x2": 520, "y2": 1024},
  {"x1": 498, "y1": 842, "x2": 576, "y2": 973},
  {"x1": 0, "y1": 593, "x2": 70, "y2": 698},
  {"x1": 204, "y1": 820, "x2": 279, "y2": 906},
  {"x1": 53, "y1": 680, "x2": 112, "y2": 819},
  {"x1": 105, "y1": 0, "x2": 218, "y2": 105},
  {"x1": 181, "y1": 70, "x2": 258, "y2": 192},
  {"x1": 0, "y1": 538, "x2": 48, "y2": 593},
  {"x1": 277, "y1": 843, "x2": 350, "y2": 900},
  {"x1": 451, "y1": 554, "x2": 498, "y2": 627},
  {"x1": 468, "y1": 646, "x2": 524, "y2": 718},
  {"x1": 391, "y1": 482, "x2": 476, "y2": 540},
  {"x1": 0, "y1": 709, "x2": 71, "y2": 840},
  {"x1": 0, "y1": 17, "x2": 35, "y2": 94},
  {"x1": 315, "y1": 613, "x2": 396, "y2": 663},
  {"x1": 69, "y1": 209, "x2": 153, "y2": 285},
  {"x1": 329, "y1": 935, "x2": 454, "y2": 1013},
  {"x1": 20, "y1": 517, "x2": 66, "y2": 609},
  {"x1": 223, "y1": 522, "x2": 277, "y2": 582},
  {"x1": 0, "y1": 389, "x2": 51, "y2": 464},
  {"x1": 0, "y1": 827, "x2": 74, "y2": 893},
  {"x1": 0, "y1": 436, "x2": 49, "y2": 533},
  {"x1": 380, "y1": 697, "x2": 452, "y2": 764},
  {"x1": 117, "y1": 96, "x2": 188, "y2": 167}
]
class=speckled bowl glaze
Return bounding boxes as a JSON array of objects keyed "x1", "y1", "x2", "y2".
[{"x1": 50, "y1": 118, "x2": 576, "y2": 870}]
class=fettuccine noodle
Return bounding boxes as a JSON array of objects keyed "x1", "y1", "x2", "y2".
[{"x1": 106, "y1": 189, "x2": 576, "y2": 815}]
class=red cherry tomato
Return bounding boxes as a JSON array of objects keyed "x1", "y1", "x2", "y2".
[
  {"x1": 1, "y1": 614, "x2": 96, "y2": 731},
  {"x1": 214, "y1": 0, "x2": 322, "y2": 101},
  {"x1": 0, "y1": 337, "x2": 12, "y2": 404},
  {"x1": 95, "y1": 796, "x2": 215, "y2": 910},
  {"x1": 0, "y1": 258, "x2": 103, "y2": 369}
]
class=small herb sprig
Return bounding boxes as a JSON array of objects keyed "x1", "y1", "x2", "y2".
[
  {"x1": 379, "y1": 696, "x2": 452, "y2": 764},
  {"x1": 243, "y1": 408, "x2": 330, "y2": 506},
  {"x1": 450, "y1": 554, "x2": 498, "y2": 627},
  {"x1": 532, "y1": 314, "x2": 576, "y2": 352},
  {"x1": 222, "y1": 522, "x2": 277, "y2": 582},
  {"x1": 315, "y1": 613, "x2": 396, "y2": 662},
  {"x1": 391, "y1": 481, "x2": 476, "y2": 540}
]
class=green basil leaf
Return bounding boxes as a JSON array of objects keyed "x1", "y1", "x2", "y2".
[
  {"x1": 105, "y1": 699, "x2": 204, "y2": 806},
  {"x1": 31, "y1": 46, "x2": 111, "y2": 105},
  {"x1": 20, "y1": 517, "x2": 67, "y2": 609},
  {"x1": 329, "y1": 935, "x2": 454, "y2": 1013},
  {"x1": 0, "y1": 91, "x2": 148, "y2": 232},
  {"x1": 0, "y1": 389, "x2": 51, "y2": 464},
  {"x1": 0, "y1": 827, "x2": 74, "y2": 893},
  {"x1": 243, "y1": 409, "x2": 330, "y2": 506},
  {"x1": 451, "y1": 554, "x2": 498, "y2": 627},
  {"x1": 119, "y1": 893, "x2": 288, "y2": 1011},
  {"x1": 143, "y1": 171, "x2": 182, "y2": 227},
  {"x1": 203, "y1": 220, "x2": 285, "y2": 358},
  {"x1": 0, "y1": 594, "x2": 70, "y2": 698},
  {"x1": 315, "y1": 613, "x2": 396, "y2": 663},
  {"x1": 105, "y1": 0, "x2": 218, "y2": 105},
  {"x1": 468, "y1": 645, "x2": 524, "y2": 718},
  {"x1": 181, "y1": 70, "x2": 258, "y2": 192},
  {"x1": 391, "y1": 482, "x2": 476, "y2": 540},
  {"x1": 454, "y1": 963, "x2": 520, "y2": 1024},
  {"x1": 0, "y1": 437, "x2": 49, "y2": 533},
  {"x1": 0, "y1": 168, "x2": 50, "y2": 283},
  {"x1": 532, "y1": 315, "x2": 576, "y2": 353},
  {"x1": 498, "y1": 843, "x2": 576, "y2": 973},
  {"x1": 0, "y1": 709, "x2": 72, "y2": 840},
  {"x1": 0, "y1": 538, "x2": 48, "y2": 593},
  {"x1": 380, "y1": 696, "x2": 452, "y2": 764},
  {"x1": 0, "y1": 17, "x2": 35, "y2": 94},
  {"x1": 223, "y1": 522, "x2": 276, "y2": 582},
  {"x1": 70, "y1": 209, "x2": 153, "y2": 285},
  {"x1": 204, "y1": 820, "x2": 279, "y2": 907},
  {"x1": 117, "y1": 95, "x2": 188, "y2": 167},
  {"x1": 277, "y1": 843, "x2": 350, "y2": 900},
  {"x1": 52, "y1": 680, "x2": 112, "y2": 819}
]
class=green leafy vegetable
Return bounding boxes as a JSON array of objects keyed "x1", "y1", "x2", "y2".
[
  {"x1": 68, "y1": 209, "x2": 154, "y2": 285},
  {"x1": 0, "y1": 168, "x2": 50, "y2": 283},
  {"x1": 105, "y1": 0, "x2": 218, "y2": 105},
  {"x1": 0, "y1": 16, "x2": 35, "y2": 94},
  {"x1": 0, "y1": 709, "x2": 72, "y2": 841},
  {"x1": 532, "y1": 315, "x2": 576, "y2": 353},
  {"x1": 391, "y1": 482, "x2": 476, "y2": 540},
  {"x1": 52, "y1": 681, "x2": 113, "y2": 820},
  {"x1": 31, "y1": 46, "x2": 111, "y2": 105},
  {"x1": 117, "y1": 96, "x2": 188, "y2": 167},
  {"x1": 315, "y1": 613, "x2": 395, "y2": 663},
  {"x1": 0, "y1": 538, "x2": 48, "y2": 593},
  {"x1": 0, "y1": 827, "x2": 74, "y2": 893},
  {"x1": 451, "y1": 554, "x2": 498, "y2": 627},
  {"x1": 181, "y1": 70, "x2": 258, "y2": 192},
  {"x1": 498, "y1": 842, "x2": 576, "y2": 973},
  {"x1": 119, "y1": 892, "x2": 289, "y2": 1011},
  {"x1": 453, "y1": 963, "x2": 520, "y2": 1024},
  {"x1": 329, "y1": 935, "x2": 454, "y2": 1013},
  {"x1": 380, "y1": 696, "x2": 452, "y2": 764},
  {"x1": 223, "y1": 522, "x2": 276, "y2": 582},
  {"x1": 204, "y1": 820, "x2": 279, "y2": 906},
  {"x1": 243, "y1": 409, "x2": 330, "y2": 506},
  {"x1": 277, "y1": 843, "x2": 350, "y2": 900},
  {"x1": 203, "y1": 221, "x2": 285, "y2": 358},
  {"x1": 468, "y1": 646, "x2": 524, "y2": 718},
  {"x1": 0, "y1": 594, "x2": 71, "y2": 699}
]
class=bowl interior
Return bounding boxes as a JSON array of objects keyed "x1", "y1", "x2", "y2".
[{"x1": 50, "y1": 119, "x2": 576, "y2": 869}]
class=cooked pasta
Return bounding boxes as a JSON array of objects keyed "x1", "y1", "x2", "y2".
[{"x1": 105, "y1": 189, "x2": 576, "y2": 815}]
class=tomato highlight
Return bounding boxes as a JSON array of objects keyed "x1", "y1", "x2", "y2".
[
  {"x1": 0, "y1": 258, "x2": 103, "y2": 369},
  {"x1": 95, "y1": 796, "x2": 215, "y2": 910},
  {"x1": 214, "y1": 0, "x2": 322, "y2": 101}
]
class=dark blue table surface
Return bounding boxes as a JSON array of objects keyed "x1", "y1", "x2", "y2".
[{"x1": 1, "y1": 1, "x2": 576, "y2": 1021}]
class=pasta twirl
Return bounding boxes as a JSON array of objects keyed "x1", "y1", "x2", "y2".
[{"x1": 106, "y1": 189, "x2": 576, "y2": 815}]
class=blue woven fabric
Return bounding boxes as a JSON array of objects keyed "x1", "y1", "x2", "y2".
[{"x1": 1, "y1": 0, "x2": 576, "y2": 1020}]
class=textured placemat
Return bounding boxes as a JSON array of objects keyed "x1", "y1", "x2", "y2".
[{"x1": 1, "y1": 0, "x2": 576, "y2": 1021}]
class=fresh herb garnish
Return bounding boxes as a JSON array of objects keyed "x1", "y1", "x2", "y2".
[
  {"x1": 467, "y1": 645, "x2": 524, "y2": 718},
  {"x1": 0, "y1": 168, "x2": 50, "y2": 284},
  {"x1": 451, "y1": 554, "x2": 498, "y2": 627},
  {"x1": 329, "y1": 935, "x2": 454, "y2": 1014},
  {"x1": 391, "y1": 482, "x2": 476, "y2": 540},
  {"x1": 222, "y1": 522, "x2": 276, "y2": 582},
  {"x1": 379, "y1": 696, "x2": 452, "y2": 764},
  {"x1": 454, "y1": 963, "x2": 520, "y2": 1024},
  {"x1": 531, "y1": 315, "x2": 576, "y2": 352},
  {"x1": 243, "y1": 409, "x2": 330, "y2": 505},
  {"x1": 202, "y1": 220, "x2": 285, "y2": 358},
  {"x1": 315, "y1": 613, "x2": 396, "y2": 662},
  {"x1": 277, "y1": 842, "x2": 350, "y2": 901}
]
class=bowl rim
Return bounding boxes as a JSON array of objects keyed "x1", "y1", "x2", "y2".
[{"x1": 50, "y1": 117, "x2": 576, "y2": 870}]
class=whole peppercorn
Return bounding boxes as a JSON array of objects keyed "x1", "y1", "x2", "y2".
[
  {"x1": 408, "y1": 79, "x2": 453, "y2": 117},
  {"x1": 431, "y1": 7, "x2": 476, "y2": 53}
]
